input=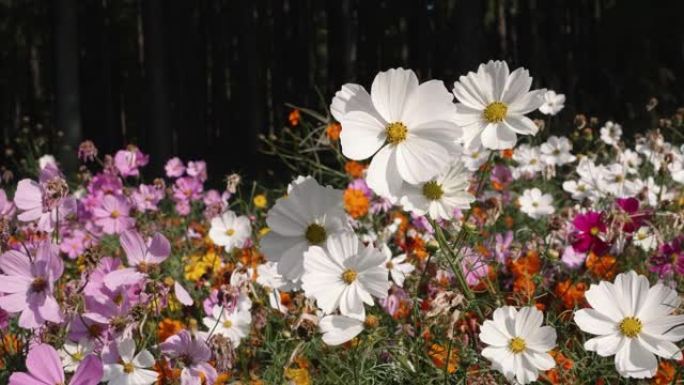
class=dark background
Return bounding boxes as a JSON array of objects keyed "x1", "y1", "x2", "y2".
[{"x1": 1, "y1": 0, "x2": 684, "y2": 180}]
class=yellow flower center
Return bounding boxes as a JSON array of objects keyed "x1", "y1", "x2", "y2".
[
  {"x1": 72, "y1": 351, "x2": 84, "y2": 362},
  {"x1": 590, "y1": 227, "x2": 600, "y2": 236},
  {"x1": 619, "y1": 316, "x2": 642, "y2": 338},
  {"x1": 110, "y1": 210, "x2": 120, "y2": 219},
  {"x1": 483, "y1": 102, "x2": 508, "y2": 123},
  {"x1": 386, "y1": 261, "x2": 394, "y2": 270},
  {"x1": 123, "y1": 362, "x2": 135, "y2": 374},
  {"x1": 508, "y1": 337, "x2": 526, "y2": 353},
  {"x1": 225, "y1": 228, "x2": 235, "y2": 236},
  {"x1": 386, "y1": 122, "x2": 408, "y2": 144},
  {"x1": 342, "y1": 269, "x2": 358, "y2": 284},
  {"x1": 30, "y1": 277, "x2": 48, "y2": 292},
  {"x1": 223, "y1": 320, "x2": 233, "y2": 328},
  {"x1": 305, "y1": 223, "x2": 327, "y2": 245},
  {"x1": 422, "y1": 181, "x2": 444, "y2": 201}
]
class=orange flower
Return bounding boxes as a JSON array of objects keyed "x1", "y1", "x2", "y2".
[
  {"x1": 510, "y1": 250, "x2": 541, "y2": 278},
  {"x1": 214, "y1": 373, "x2": 232, "y2": 385},
  {"x1": 288, "y1": 109, "x2": 301, "y2": 126},
  {"x1": 501, "y1": 148, "x2": 514, "y2": 159},
  {"x1": 344, "y1": 160, "x2": 366, "y2": 178},
  {"x1": 326, "y1": 122, "x2": 342, "y2": 141},
  {"x1": 0, "y1": 333, "x2": 22, "y2": 369},
  {"x1": 554, "y1": 280, "x2": 587, "y2": 309},
  {"x1": 343, "y1": 188, "x2": 370, "y2": 219},
  {"x1": 428, "y1": 343, "x2": 458, "y2": 374},
  {"x1": 513, "y1": 276, "x2": 536, "y2": 299},
  {"x1": 585, "y1": 252, "x2": 617, "y2": 280},
  {"x1": 155, "y1": 358, "x2": 181, "y2": 384},
  {"x1": 652, "y1": 361, "x2": 676, "y2": 385},
  {"x1": 157, "y1": 318, "x2": 184, "y2": 342}
]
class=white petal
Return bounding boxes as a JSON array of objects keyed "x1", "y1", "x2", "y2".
[
  {"x1": 514, "y1": 306, "x2": 544, "y2": 339},
  {"x1": 132, "y1": 349, "x2": 155, "y2": 368},
  {"x1": 319, "y1": 315, "x2": 364, "y2": 346},
  {"x1": 638, "y1": 333, "x2": 683, "y2": 360},
  {"x1": 395, "y1": 137, "x2": 449, "y2": 184},
  {"x1": 366, "y1": 145, "x2": 402, "y2": 201},
  {"x1": 614, "y1": 339, "x2": 657, "y2": 379},
  {"x1": 370, "y1": 68, "x2": 419, "y2": 122},
  {"x1": 574, "y1": 309, "x2": 617, "y2": 336},
  {"x1": 584, "y1": 333, "x2": 624, "y2": 357},
  {"x1": 330, "y1": 83, "x2": 379, "y2": 122},
  {"x1": 584, "y1": 281, "x2": 625, "y2": 322},
  {"x1": 340, "y1": 110, "x2": 387, "y2": 160},
  {"x1": 480, "y1": 123, "x2": 517, "y2": 150},
  {"x1": 525, "y1": 326, "x2": 556, "y2": 353},
  {"x1": 643, "y1": 315, "x2": 684, "y2": 342},
  {"x1": 479, "y1": 320, "x2": 510, "y2": 347},
  {"x1": 503, "y1": 115, "x2": 538, "y2": 135},
  {"x1": 402, "y1": 80, "x2": 455, "y2": 127}
]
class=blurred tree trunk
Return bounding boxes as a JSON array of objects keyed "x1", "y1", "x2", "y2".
[
  {"x1": 54, "y1": 0, "x2": 81, "y2": 172},
  {"x1": 141, "y1": 0, "x2": 171, "y2": 173}
]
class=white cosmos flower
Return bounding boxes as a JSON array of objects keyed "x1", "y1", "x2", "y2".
[
  {"x1": 562, "y1": 180, "x2": 594, "y2": 201},
  {"x1": 540, "y1": 136, "x2": 575, "y2": 166},
  {"x1": 203, "y1": 304, "x2": 252, "y2": 348},
  {"x1": 518, "y1": 188, "x2": 555, "y2": 219},
  {"x1": 333, "y1": 68, "x2": 463, "y2": 200},
  {"x1": 453, "y1": 60, "x2": 546, "y2": 150},
  {"x1": 301, "y1": 232, "x2": 390, "y2": 320},
  {"x1": 209, "y1": 210, "x2": 252, "y2": 252},
  {"x1": 633, "y1": 226, "x2": 657, "y2": 252},
  {"x1": 538, "y1": 90, "x2": 565, "y2": 115},
  {"x1": 512, "y1": 144, "x2": 543, "y2": 179},
  {"x1": 102, "y1": 338, "x2": 158, "y2": 385},
  {"x1": 319, "y1": 314, "x2": 365, "y2": 346},
  {"x1": 574, "y1": 271, "x2": 684, "y2": 379},
  {"x1": 460, "y1": 143, "x2": 491, "y2": 172},
  {"x1": 380, "y1": 245, "x2": 415, "y2": 288},
  {"x1": 479, "y1": 306, "x2": 556, "y2": 384},
  {"x1": 260, "y1": 176, "x2": 350, "y2": 282},
  {"x1": 600, "y1": 121, "x2": 623, "y2": 146},
  {"x1": 59, "y1": 338, "x2": 95, "y2": 373},
  {"x1": 399, "y1": 158, "x2": 475, "y2": 220}
]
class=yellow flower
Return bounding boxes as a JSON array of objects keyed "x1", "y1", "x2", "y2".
[
  {"x1": 184, "y1": 250, "x2": 222, "y2": 281},
  {"x1": 284, "y1": 368, "x2": 311, "y2": 385},
  {"x1": 253, "y1": 194, "x2": 268, "y2": 209}
]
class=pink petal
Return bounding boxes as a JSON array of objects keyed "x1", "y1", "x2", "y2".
[
  {"x1": 69, "y1": 355, "x2": 103, "y2": 385},
  {"x1": 0, "y1": 250, "x2": 32, "y2": 277},
  {"x1": 13, "y1": 180, "x2": 42, "y2": 211},
  {"x1": 0, "y1": 275, "x2": 31, "y2": 293},
  {"x1": 103, "y1": 268, "x2": 145, "y2": 290},
  {"x1": 37, "y1": 295, "x2": 62, "y2": 324},
  {"x1": 8, "y1": 372, "x2": 46, "y2": 385},
  {"x1": 0, "y1": 291, "x2": 28, "y2": 312},
  {"x1": 119, "y1": 230, "x2": 146, "y2": 265},
  {"x1": 147, "y1": 232, "x2": 171, "y2": 262},
  {"x1": 174, "y1": 282, "x2": 194, "y2": 306},
  {"x1": 26, "y1": 344, "x2": 64, "y2": 384},
  {"x1": 17, "y1": 208, "x2": 43, "y2": 222}
]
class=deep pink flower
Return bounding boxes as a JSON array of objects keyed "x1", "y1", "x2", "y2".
[
  {"x1": 114, "y1": 147, "x2": 149, "y2": 177},
  {"x1": 165, "y1": 157, "x2": 186, "y2": 178},
  {"x1": 571, "y1": 211, "x2": 609, "y2": 255},
  {"x1": 649, "y1": 236, "x2": 684, "y2": 278},
  {"x1": 0, "y1": 242, "x2": 63, "y2": 329},
  {"x1": 615, "y1": 197, "x2": 649, "y2": 233},
  {"x1": 9, "y1": 344, "x2": 102, "y2": 385},
  {"x1": 93, "y1": 195, "x2": 134, "y2": 234},
  {"x1": 103, "y1": 229, "x2": 170, "y2": 290},
  {"x1": 160, "y1": 330, "x2": 217, "y2": 385}
]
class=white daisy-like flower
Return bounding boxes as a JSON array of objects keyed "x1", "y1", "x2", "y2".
[
  {"x1": 562, "y1": 180, "x2": 594, "y2": 201},
  {"x1": 540, "y1": 135, "x2": 575, "y2": 166},
  {"x1": 512, "y1": 144, "x2": 543, "y2": 179},
  {"x1": 59, "y1": 338, "x2": 95, "y2": 373},
  {"x1": 102, "y1": 338, "x2": 158, "y2": 385},
  {"x1": 479, "y1": 306, "x2": 556, "y2": 384},
  {"x1": 260, "y1": 176, "x2": 350, "y2": 282},
  {"x1": 538, "y1": 90, "x2": 565, "y2": 115},
  {"x1": 208, "y1": 210, "x2": 252, "y2": 252},
  {"x1": 319, "y1": 314, "x2": 365, "y2": 346},
  {"x1": 620, "y1": 149, "x2": 642, "y2": 174},
  {"x1": 399, "y1": 158, "x2": 475, "y2": 220},
  {"x1": 203, "y1": 304, "x2": 252, "y2": 348},
  {"x1": 333, "y1": 68, "x2": 463, "y2": 199},
  {"x1": 633, "y1": 226, "x2": 657, "y2": 252},
  {"x1": 381, "y1": 245, "x2": 415, "y2": 287},
  {"x1": 301, "y1": 232, "x2": 390, "y2": 320},
  {"x1": 574, "y1": 270, "x2": 684, "y2": 379},
  {"x1": 600, "y1": 121, "x2": 623, "y2": 146},
  {"x1": 460, "y1": 143, "x2": 491, "y2": 172},
  {"x1": 453, "y1": 60, "x2": 546, "y2": 150},
  {"x1": 518, "y1": 188, "x2": 555, "y2": 219}
]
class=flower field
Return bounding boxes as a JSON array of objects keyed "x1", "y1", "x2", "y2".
[{"x1": 2, "y1": 60, "x2": 684, "y2": 384}]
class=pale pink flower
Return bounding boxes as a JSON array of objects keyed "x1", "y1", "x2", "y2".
[
  {"x1": 93, "y1": 195, "x2": 134, "y2": 234},
  {"x1": 9, "y1": 344, "x2": 102, "y2": 385},
  {"x1": 165, "y1": 157, "x2": 186, "y2": 178}
]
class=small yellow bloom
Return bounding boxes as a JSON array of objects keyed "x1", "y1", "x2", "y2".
[
  {"x1": 259, "y1": 227, "x2": 271, "y2": 237},
  {"x1": 284, "y1": 367, "x2": 311, "y2": 385},
  {"x1": 253, "y1": 194, "x2": 268, "y2": 209}
]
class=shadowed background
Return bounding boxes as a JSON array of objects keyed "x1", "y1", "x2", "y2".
[{"x1": 1, "y1": 0, "x2": 683, "y2": 180}]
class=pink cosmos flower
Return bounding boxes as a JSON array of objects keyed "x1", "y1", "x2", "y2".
[
  {"x1": 9, "y1": 344, "x2": 103, "y2": 385},
  {"x1": 93, "y1": 195, "x2": 134, "y2": 234},
  {"x1": 114, "y1": 146, "x2": 149, "y2": 177},
  {"x1": 571, "y1": 211, "x2": 609, "y2": 255},
  {"x1": 160, "y1": 330, "x2": 217, "y2": 385},
  {"x1": 59, "y1": 230, "x2": 92, "y2": 259},
  {"x1": 131, "y1": 184, "x2": 164, "y2": 212},
  {"x1": 103, "y1": 229, "x2": 170, "y2": 290},
  {"x1": 186, "y1": 160, "x2": 207, "y2": 182},
  {"x1": 615, "y1": 197, "x2": 649, "y2": 233},
  {"x1": 461, "y1": 249, "x2": 489, "y2": 286},
  {"x1": 87, "y1": 173, "x2": 123, "y2": 196},
  {"x1": 561, "y1": 245, "x2": 587, "y2": 269},
  {"x1": 165, "y1": 157, "x2": 186, "y2": 178},
  {"x1": 0, "y1": 242, "x2": 63, "y2": 329},
  {"x1": 173, "y1": 177, "x2": 203, "y2": 202},
  {"x1": 14, "y1": 170, "x2": 76, "y2": 232},
  {"x1": 0, "y1": 189, "x2": 15, "y2": 218}
]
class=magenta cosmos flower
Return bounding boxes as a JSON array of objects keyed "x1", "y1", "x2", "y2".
[
  {"x1": 649, "y1": 236, "x2": 684, "y2": 279},
  {"x1": 9, "y1": 344, "x2": 102, "y2": 385},
  {"x1": 615, "y1": 197, "x2": 649, "y2": 234},
  {"x1": 93, "y1": 195, "x2": 135, "y2": 234},
  {"x1": 0, "y1": 242, "x2": 63, "y2": 329},
  {"x1": 160, "y1": 330, "x2": 217, "y2": 385},
  {"x1": 571, "y1": 211, "x2": 609, "y2": 255}
]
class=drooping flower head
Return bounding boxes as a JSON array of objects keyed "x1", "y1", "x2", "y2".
[{"x1": 14, "y1": 166, "x2": 76, "y2": 232}]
